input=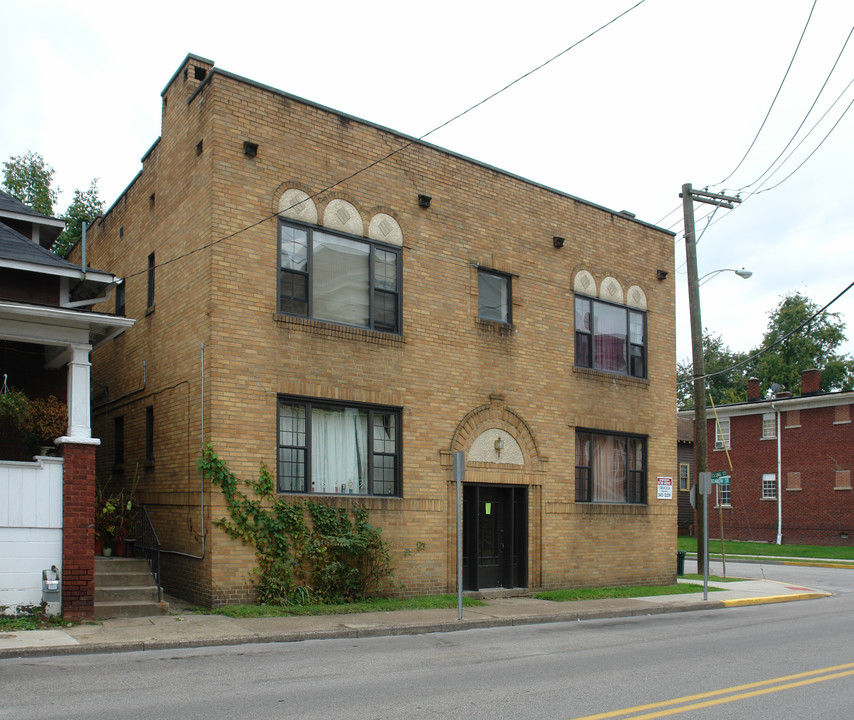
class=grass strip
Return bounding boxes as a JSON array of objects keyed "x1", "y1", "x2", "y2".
[
  {"x1": 676, "y1": 538, "x2": 854, "y2": 560},
  {"x1": 533, "y1": 583, "x2": 720, "y2": 602},
  {"x1": 206, "y1": 594, "x2": 486, "y2": 618}
]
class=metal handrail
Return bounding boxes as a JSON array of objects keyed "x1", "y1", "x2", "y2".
[{"x1": 132, "y1": 506, "x2": 162, "y2": 602}]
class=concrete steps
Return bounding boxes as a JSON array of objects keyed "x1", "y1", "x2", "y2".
[{"x1": 94, "y1": 556, "x2": 169, "y2": 619}]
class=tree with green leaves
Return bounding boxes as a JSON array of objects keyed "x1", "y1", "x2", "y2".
[
  {"x1": 2, "y1": 151, "x2": 59, "y2": 216},
  {"x1": 677, "y1": 330, "x2": 749, "y2": 409},
  {"x1": 51, "y1": 179, "x2": 104, "y2": 258},
  {"x1": 749, "y1": 291, "x2": 854, "y2": 396},
  {"x1": 3, "y1": 152, "x2": 104, "y2": 259},
  {"x1": 679, "y1": 292, "x2": 854, "y2": 409}
]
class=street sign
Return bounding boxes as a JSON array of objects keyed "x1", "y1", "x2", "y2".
[{"x1": 711, "y1": 473, "x2": 731, "y2": 485}]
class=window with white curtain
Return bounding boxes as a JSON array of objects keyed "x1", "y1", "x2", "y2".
[
  {"x1": 575, "y1": 430, "x2": 646, "y2": 504},
  {"x1": 277, "y1": 398, "x2": 400, "y2": 496},
  {"x1": 278, "y1": 220, "x2": 400, "y2": 333}
]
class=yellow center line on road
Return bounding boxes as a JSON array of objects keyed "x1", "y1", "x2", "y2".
[{"x1": 571, "y1": 661, "x2": 854, "y2": 720}]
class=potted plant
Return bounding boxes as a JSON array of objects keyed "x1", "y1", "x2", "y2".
[
  {"x1": 95, "y1": 484, "x2": 139, "y2": 557},
  {"x1": 22, "y1": 395, "x2": 67, "y2": 456},
  {"x1": 0, "y1": 386, "x2": 31, "y2": 428}
]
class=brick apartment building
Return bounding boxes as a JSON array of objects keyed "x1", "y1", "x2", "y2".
[
  {"x1": 73, "y1": 54, "x2": 678, "y2": 606},
  {"x1": 680, "y1": 369, "x2": 854, "y2": 546}
]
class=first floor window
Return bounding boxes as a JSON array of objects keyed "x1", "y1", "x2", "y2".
[
  {"x1": 277, "y1": 397, "x2": 401, "y2": 496},
  {"x1": 574, "y1": 295, "x2": 646, "y2": 378},
  {"x1": 575, "y1": 430, "x2": 646, "y2": 504},
  {"x1": 278, "y1": 220, "x2": 400, "y2": 333},
  {"x1": 478, "y1": 269, "x2": 511, "y2": 324},
  {"x1": 113, "y1": 416, "x2": 124, "y2": 466},
  {"x1": 716, "y1": 482, "x2": 731, "y2": 506},
  {"x1": 145, "y1": 406, "x2": 154, "y2": 462},
  {"x1": 762, "y1": 473, "x2": 776, "y2": 499},
  {"x1": 678, "y1": 462, "x2": 690, "y2": 491}
]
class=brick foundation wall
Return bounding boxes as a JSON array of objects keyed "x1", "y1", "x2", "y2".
[{"x1": 60, "y1": 443, "x2": 96, "y2": 620}]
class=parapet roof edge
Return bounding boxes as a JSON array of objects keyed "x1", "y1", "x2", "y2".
[{"x1": 190, "y1": 63, "x2": 673, "y2": 236}]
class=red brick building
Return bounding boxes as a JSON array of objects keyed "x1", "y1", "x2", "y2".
[
  {"x1": 681, "y1": 369, "x2": 854, "y2": 546},
  {"x1": 73, "y1": 54, "x2": 678, "y2": 606}
]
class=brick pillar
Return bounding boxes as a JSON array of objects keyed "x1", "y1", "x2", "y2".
[{"x1": 59, "y1": 442, "x2": 96, "y2": 621}]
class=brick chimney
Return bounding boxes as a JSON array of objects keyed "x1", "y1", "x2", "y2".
[
  {"x1": 801, "y1": 368, "x2": 821, "y2": 395},
  {"x1": 748, "y1": 377, "x2": 761, "y2": 402}
]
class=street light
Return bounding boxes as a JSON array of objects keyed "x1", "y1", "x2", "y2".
[{"x1": 698, "y1": 268, "x2": 753, "y2": 286}]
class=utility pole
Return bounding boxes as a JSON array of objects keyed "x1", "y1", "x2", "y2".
[{"x1": 681, "y1": 183, "x2": 741, "y2": 575}]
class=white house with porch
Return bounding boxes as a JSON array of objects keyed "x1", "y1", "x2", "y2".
[{"x1": 0, "y1": 190, "x2": 133, "y2": 618}]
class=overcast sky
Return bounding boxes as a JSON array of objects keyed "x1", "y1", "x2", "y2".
[{"x1": 3, "y1": 0, "x2": 853, "y2": 373}]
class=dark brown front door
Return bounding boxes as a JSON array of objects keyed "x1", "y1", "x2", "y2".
[{"x1": 463, "y1": 485, "x2": 527, "y2": 591}]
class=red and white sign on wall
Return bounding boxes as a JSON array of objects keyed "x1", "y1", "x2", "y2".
[{"x1": 657, "y1": 476, "x2": 673, "y2": 500}]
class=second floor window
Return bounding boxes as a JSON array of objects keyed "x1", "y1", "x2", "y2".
[
  {"x1": 715, "y1": 418, "x2": 730, "y2": 450},
  {"x1": 477, "y1": 269, "x2": 511, "y2": 324},
  {"x1": 762, "y1": 412, "x2": 776, "y2": 439},
  {"x1": 574, "y1": 296, "x2": 646, "y2": 378},
  {"x1": 278, "y1": 220, "x2": 400, "y2": 333}
]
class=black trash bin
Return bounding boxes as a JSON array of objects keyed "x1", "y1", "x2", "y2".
[{"x1": 676, "y1": 550, "x2": 686, "y2": 576}]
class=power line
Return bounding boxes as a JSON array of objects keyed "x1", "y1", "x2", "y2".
[
  {"x1": 678, "y1": 279, "x2": 854, "y2": 387},
  {"x1": 733, "y1": 25, "x2": 854, "y2": 194},
  {"x1": 713, "y1": 0, "x2": 818, "y2": 188}
]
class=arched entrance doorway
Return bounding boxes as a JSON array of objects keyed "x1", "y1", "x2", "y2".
[{"x1": 448, "y1": 395, "x2": 545, "y2": 591}]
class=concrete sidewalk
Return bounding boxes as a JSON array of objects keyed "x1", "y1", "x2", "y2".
[{"x1": 0, "y1": 578, "x2": 830, "y2": 659}]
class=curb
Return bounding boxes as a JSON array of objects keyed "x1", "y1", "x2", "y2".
[
  {"x1": 720, "y1": 591, "x2": 832, "y2": 607},
  {"x1": 0, "y1": 590, "x2": 831, "y2": 660},
  {"x1": 0, "y1": 599, "x2": 729, "y2": 660}
]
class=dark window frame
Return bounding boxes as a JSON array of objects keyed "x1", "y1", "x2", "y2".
[
  {"x1": 145, "y1": 406, "x2": 154, "y2": 463},
  {"x1": 477, "y1": 268, "x2": 512, "y2": 325},
  {"x1": 276, "y1": 396, "x2": 402, "y2": 497},
  {"x1": 575, "y1": 429, "x2": 647, "y2": 504},
  {"x1": 113, "y1": 415, "x2": 124, "y2": 466},
  {"x1": 574, "y1": 294, "x2": 646, "y2": 378},
  {"x1": 115, "y1": 280, "x2": 126, "y2": 316},
  {"x1": 147, "y1": 253, "x2": 155, "y2": 310},
  {"x1": 277, "y1": 219, "x2": 402, "y2": 334}
]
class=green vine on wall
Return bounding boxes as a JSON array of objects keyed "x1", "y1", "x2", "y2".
[{"x1": 198, "y1": 444, "x2": 395, "y2": 605}]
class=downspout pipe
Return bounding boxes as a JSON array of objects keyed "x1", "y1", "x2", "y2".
[
  {"x1": 772, "y1": 402, "x2": 782, "y2": 544},
  {"x1": 161, "y1": 341, "x2": 206, "y2": 561}
]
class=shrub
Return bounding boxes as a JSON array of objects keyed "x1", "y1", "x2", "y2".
[{"x1": 199, "y1": 444, "x2": 395, "y2": 605}]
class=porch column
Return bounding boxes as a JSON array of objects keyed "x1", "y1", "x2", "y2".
[
  {"x1": 55, "y1": 342, "x2": 100, "y2": 621},
  {"x1": 65, "y1": 342, "x2": 93, "y2": 440}
]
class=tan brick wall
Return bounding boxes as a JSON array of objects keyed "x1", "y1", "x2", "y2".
[{"x1": 77, "y1": 55, "x2": 677, "y2": 606}]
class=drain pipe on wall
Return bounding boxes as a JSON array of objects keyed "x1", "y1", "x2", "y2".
[
  {"x1": 162, "y1": 341, "x2": 206, "y2": 561},
  {"x1": 772, "y1": 402, "x2": 782, "y2": 545}
]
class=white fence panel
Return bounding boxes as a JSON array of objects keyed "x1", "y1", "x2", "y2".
[{"x1": 0, "y1": 457, "x2": 63, "y2": 614}]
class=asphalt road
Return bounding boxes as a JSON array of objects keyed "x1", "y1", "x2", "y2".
[{"x1": 2, "y1": 561, "x2": 852, "y2": 720}]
